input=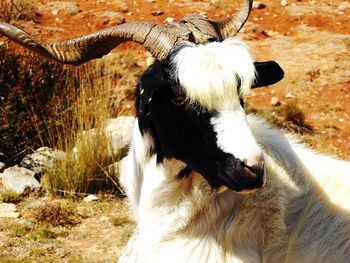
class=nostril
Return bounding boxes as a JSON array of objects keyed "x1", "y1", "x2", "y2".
[{"x1": 244, "y1": 154, "x2": 265, "y2": 168}]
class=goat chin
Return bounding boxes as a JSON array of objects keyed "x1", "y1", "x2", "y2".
[{"x1": 118, "y1": 116, "x2": 350, "y2": 263}]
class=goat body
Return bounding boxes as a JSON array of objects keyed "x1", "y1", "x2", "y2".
[{"x1": 119, "y1": 117, "x2": 350, "y2": 263}]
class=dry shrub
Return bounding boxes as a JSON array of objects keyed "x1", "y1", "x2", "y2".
[{"x1": 31, "y1": 200, "x2": 80, "y2": 227}]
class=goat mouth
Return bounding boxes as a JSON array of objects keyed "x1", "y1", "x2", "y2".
[{"x1": 216, "y1": 162, "x2": 266, "y2": 194}]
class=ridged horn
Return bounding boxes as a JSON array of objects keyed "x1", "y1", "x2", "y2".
[
  {"x1": 211, "y1": 0, "x2": 253, "y2": 39},
  {"x1": 0, "y1": 22, "x2": 191, "y2": 64}
]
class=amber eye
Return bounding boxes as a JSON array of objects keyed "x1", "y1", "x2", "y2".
[{"x1": 171, "y1": 96, "x2": 186, "y2": 106}]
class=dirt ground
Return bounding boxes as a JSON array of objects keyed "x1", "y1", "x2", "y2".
[{"x1": 0, "y1": 0, "x2": 349, "y2": 262}]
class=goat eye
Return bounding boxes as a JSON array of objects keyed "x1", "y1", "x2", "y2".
[{"x1": 171, "y1": 96, "x2": 186, "y2": 106}]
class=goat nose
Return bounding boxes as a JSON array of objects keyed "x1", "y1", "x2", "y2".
[
  {"x1": 244, "y1": 154, "x2": 265, "y2": 168},
  {"x1": 238, "y1": 154, "x2": 265, "y2": 195}
]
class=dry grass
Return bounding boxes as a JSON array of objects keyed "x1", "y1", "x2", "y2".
[{"x1": 31, "y1": 200, "x2": 80, "y2": 227}]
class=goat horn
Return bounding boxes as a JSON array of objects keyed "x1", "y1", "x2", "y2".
[
  {"x1": 211, "y1": 0, "x2": 253, "y2": 39},
  {"x1": 0, "y1": 22, "x2": 191, "y2": 64}
]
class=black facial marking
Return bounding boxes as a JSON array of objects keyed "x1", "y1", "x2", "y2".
[{"x1": 135, "y1": 60, "x2": 265, "y2": 192}]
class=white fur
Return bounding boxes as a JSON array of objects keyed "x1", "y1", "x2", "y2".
[
  {"x1": 119, "y1": 117, "x2": 350, "y2": 263},
  {"x1": 211, "y1": 105, "x2": 263, "y2": 164},
  {"x1": 172, "y1": 38, "x2": 255, "y2": 110}
]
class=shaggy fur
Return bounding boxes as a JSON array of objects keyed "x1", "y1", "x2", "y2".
[
  {"x1": 119, "y1": 117, "x2": 350, "y2": 263},
  {"x1": 172, "y1": 38, "x2": 255, "y2": 110},
  {"x1": 118, "y1": 36, "x2": 349, "y2": 263}
]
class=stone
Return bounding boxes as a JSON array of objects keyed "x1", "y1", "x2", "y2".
[
  {"x1": 1, "y1": 165, "x2": 40, "y2": 195},
  {"x1": 252, "y1": 2, "x2": 266, "y2": 9},
  {"x1": 20, "y1": 147, "x2": 65, "y2": 177},
  {"x1": 270, "y1": 96, "x2": 281, "y2": 106},
  {"x1": 151, "y1": 10, "x2": 164, "y2": 16},
  {"x1": 280, "y1": 0, "x2": 288, "y2": 7},
  {"x1": 338, "y1": 2, "x2": 350, "y2": 11},
  {"x1": 94, "y1": 11, "x2": 125, "y2": 26},
  {"x1": 0, "y1": 203, "x2": 20, "y2": 218},
  {"x1": 164, "y1": 17, "x2": 175, "y2": 24},
  {"x1": 83, "y1": 194, "x2": 99, "y2": 202},
  {"x1": 107, "y1": 116, "x2": 135, "y2": 156},
  {"x1": 45, "y1": 2, "x2": 81, "y2": 16},
  {"x1": 285, "y1": 92, "x2": 296, "y2": 99}
]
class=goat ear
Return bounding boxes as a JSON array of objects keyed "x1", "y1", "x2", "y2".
[{"x1": 252, "y1": 61, "x2": 284, "y2": 88}]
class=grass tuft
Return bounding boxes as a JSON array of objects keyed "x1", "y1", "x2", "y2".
[{"x1": 31, "y1": 200, "x2": 80, "y2": 227}]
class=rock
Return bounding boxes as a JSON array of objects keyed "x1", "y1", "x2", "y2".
[
  {"x1": 83, "y1": 194, "x2": 99, "y2": 202},
  {"x1": 107, "y1": 116, "x2": 135, "y2": 156},
  {"x1": 164, "y1": 17, "x2": 175, "y2": 24},
  {"x1": 145, "y1": 0, "x2": 156, "y2": 3},
  {"x1": 338, "y1": 2, "x2": 350, "y2": 11},
  {"x1": 151, "y1": 10, "x2": 164, "y2": 16},
  {"x1": 45, "y1": 2, "x2": 81, "y2": 16},
  {"x1": 285, "y1": 92, "x2": 296, "y2": 99},
  {"x1": 1, "y1": 165, "x2": 40, "y2": 195},
  {"x1": 280, "y1": 0, "x2": 288, "y2": 7},
  {"x1": 252, "y1": 2, "x2": 266, "y2": 9},
  {"x1": 94, "y1": 11, "x2": 125, "y2": 26},
  {"x1": 0, "y1": 203, "x2": 20, "y2": 218},
  {"x1": 20, "y1": 147, "x2": 65, "y2": 177},
  {"x1": 270, "y1": 96, "x2": 281, "y2": 106}
]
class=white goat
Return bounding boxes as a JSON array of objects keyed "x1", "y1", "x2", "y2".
[{"x1": 118, "y1": 39, "x2": 350, "y2": 263}]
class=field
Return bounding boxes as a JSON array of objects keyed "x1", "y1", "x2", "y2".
[{"x1": 0, "y1": 0, "x2": 349, "y2": 262}]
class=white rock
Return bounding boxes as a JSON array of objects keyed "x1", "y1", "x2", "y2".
[
  {"x1": 338, "y1": 2, "x2": 350, "y2": 11},
  {"x1": 1, "y1": 165, "x2": 40, "y2": 194},
  {"x1": 164, "y1": 17, "x2": 175, "y2": 24},
  {"x1": 285, "y1": 92, "x2": 296, "y2": 99},
  {"x1": 270, "y1": 96, "x2": 281, "y2": 106},
  {"x1": 83, "y1": 194, "x2": 99, "y2": 202},
  {"x1": 0, "y1": 203, "x2": 20, "y2": 218},
  {"x1": 107, "y1": 116, "x2": 135, "y2": 155},
  {"x1": 280, "y1": 0, "x2": 288, "y2": 7}
]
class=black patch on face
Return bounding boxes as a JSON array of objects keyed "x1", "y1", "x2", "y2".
[{"x1": 135, "y1": 60, "x2": 264, "y2": 192}]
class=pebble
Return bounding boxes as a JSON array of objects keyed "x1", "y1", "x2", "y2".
[
  {"x1": 252, "y1": 2, "x2": 266, "y2": 9},
  {"x1": 271, "y1": 96, "x2": 281, "y2": 106},
  {"x1": 285, "y1": 92, "x2": 296, "y2": 99},
  {"x1": 164, "y1": 17, "x2": 175, "y2": 24},
  {"x1": 83, "y1": 194, "x2": 99, "y2": 202},
  {"x1": 151, "y1": 10, "x2": 164, "y2": 16},
  {"x1": 281, "y1": 0, "x2": 288, "y2": 7}
]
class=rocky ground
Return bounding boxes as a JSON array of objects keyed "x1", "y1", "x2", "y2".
[{"x1": 0, "y1": 0, "x2": 349, "y2": 262}]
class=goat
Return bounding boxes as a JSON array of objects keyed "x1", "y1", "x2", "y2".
[{"x1": 1, "y1": 0, "x2": 349, "y2": 262}]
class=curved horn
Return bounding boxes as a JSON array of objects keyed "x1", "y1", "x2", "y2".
[
  {"x1": 0, "y1": 22, "x2": 190, "y2": 64},
  {"x1": 211, "y1": 0, "x2": 253, "y2": 39}
]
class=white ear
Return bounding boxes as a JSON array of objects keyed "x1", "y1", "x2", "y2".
[{"x1": 172, "y1": 38, "x2": 255, "y2": 110}]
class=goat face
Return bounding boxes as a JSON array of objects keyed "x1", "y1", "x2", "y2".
[{"x1": 137, "y1": 39, "x2": 266, "y2": 194}]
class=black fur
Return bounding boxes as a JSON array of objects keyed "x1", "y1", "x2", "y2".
[{"x1": 252, "y1": 61, "x2": 284, "y2": 88}]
